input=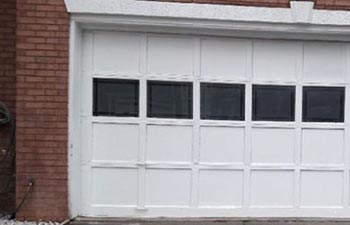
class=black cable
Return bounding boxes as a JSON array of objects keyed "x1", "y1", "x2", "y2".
[
  {"x1": 0, "y1": 102, "x2": 11, "y2": 125},
  {"x1": 0, "y1": 101, "x2": 16, "y2": 196},
  {"x1": 0, "y1": 102, "x2": 16, "y2": 219},
  {"x1": 10, "y1": 178, "x2": 35, "y2": 220}
]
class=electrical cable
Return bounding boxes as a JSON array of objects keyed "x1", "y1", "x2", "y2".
[
  {"x1": 0, "y1": 101, "x2": 15, "y2": 196},
  {"x1": 0, "y1": 102, "x2": 11, "y2": 125},
  {"x1": 0, "y1": 102, "x2": 16, "y2": 218},
  {"x1": 10, "y1": 178, "x2": 35, "y2": 220}
]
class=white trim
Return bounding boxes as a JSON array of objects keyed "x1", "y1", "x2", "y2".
[
  {"x1": 68, "y1": 20, "x2": 82, "y2": 218},
  {"x1": 64, "y1": 0, "x2": 350, "y2": 26},
  {"x1": 70, "y1": 14, "x2": 350, "y2": 43},
  {"x1": 290, "y1": 1, "x2": 314, "y2": 24}
]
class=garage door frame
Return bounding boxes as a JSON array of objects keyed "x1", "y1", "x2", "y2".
[{"x1": 67, "y1": 4, "x2": 350, "y2": 218}]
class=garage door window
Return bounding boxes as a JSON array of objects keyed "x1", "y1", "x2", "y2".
[
  {"x1": 201, "y1": 83, "x2": 245, "y2": 121},
  {"x1": 147, "y1": 81, "x2": 193, "y2": 119},
  {"x1": 93, "y1": 78, "x2": 139, "y2": 117},
  {"x1": 253, "y1": 85, "x2": 295, "y2": 122},
  {"x1": 303, "y1": 86, "x2": 345, "y2": 122}
]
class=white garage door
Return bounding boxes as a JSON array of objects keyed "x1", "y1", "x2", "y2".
[{"x1": 79, "y1": 30, "x2": 350, "y2": 217}]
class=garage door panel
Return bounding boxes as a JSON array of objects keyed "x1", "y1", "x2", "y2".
[
  {"x1": 303, "y1": 42, "x2": 347, "y2": 83},
  {"x1": 93, "y1": 32, "x2": 143, "y2": 75},
  {"x1": 145, "y1": 169, "x2": 192, "y2": 206},
  {"x1": 92, "y1": 123, "x2": 139, "y2": 161},
  {"x1": 198, "y1": 169, "x2": 244, "y2": 207},
  {"x1": 253, "y1": 40, "x2": 301, "y2": 82},
  {"x1": 250, "y1": 170, "x2": 294, "y2": 207},
  {"x1": 147, "y1": 35, "x2": 194, "y2": 76},
  {"x1": 200, "y1": 38, "x2": 250, "y2": 80},
  {"x1": 301, "y1": 129, "x2": 344, "y2": 165},
  {"x1": 91, "y1": 168, "x2": 138, "y2": 206},
  {"x1": 146, "y1": 125, "x2": 193, "y2": 162},
  {"x1": 251, "y1": 128, "x2": 295, "y2": 164},
  {"x1": 81, "y1": 31, "x2": 350, "y2": 217},
  {"x1": 300, "y1": 171, "x2": 343, "y2": 207},
  {"x1": 199, "y1": 126, "x2": 245, "y2": 163}
]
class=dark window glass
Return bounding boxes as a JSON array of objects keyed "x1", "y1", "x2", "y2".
[
  {"x1": 253, "y1": 85, "x2": 295, "y2": 121},
  {"x1": 303, "y1": 86, "x2": 345, "y2": 122},
  {"x1": 93, "y1": 78, "x2": 139, "y2": 117},
  {"x1": 147, "y1": 81, "x2": 193, "y2": 119},
  {"x1": 201, "y1": 83, "x2": 245, "y2": 121}
]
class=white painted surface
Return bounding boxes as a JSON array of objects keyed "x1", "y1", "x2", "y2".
[
  {"x1": 91, "y1": 168, "x2": 138, "y2": 206},
  {"x1": 146, "y1": 125, "x2": 193, "y2": 162},
  {"x1": 147, "y1": 36, "x2": 194, "y2": 77},
  {"x1": 93, "y1": 123, "x2": 139, "y2": 161},
  {"x1": 290, "y1": 1, "x2": 314, "y2": 24},
  {"x1": 64, "y1": 0, "x2": 350, "y2": 26},
  {"x1": 300, "y1": 171, "x2": 343, "y2": 207},
  {"x1": 301, "y1": 129, "x2": 344, "y2": 165},
  {"x1": 251, "y1": 128, "x2": 295, "y2": 164},
  {"x1": 252, "y1": 40, "x2": 301, "y2": 82},
  {"x1": 250, "y1": 170, "x2": 294, "y2": 207},
  {"x1": 93, "y1": 32, "x2": 142, "y2": 75},
  {"x1": 75, "y1": 30, "x2": 350, "y2": 218},
  {"x1": 303, "y1": 42, "x2": 348, "y2": 83},
  {"x1": 200, "y1": 127, "x2": 245, "y2": 163},
  {"x1": 145, "y1": 169, "x2": 192, "y2": 206},
  {"x1": 198, "y1": 170, "x2": 244, "y2": 206},
  {"x1": 200, "y1": 38, "x2": 249, "y2": 80}
]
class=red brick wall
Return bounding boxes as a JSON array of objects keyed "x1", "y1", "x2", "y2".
[
  {"x1": 16, "y1": 0, "x2": 69, "y2": 221},
  {"x1": 0, "y1": 0, "x2": 16, "y2": 214},
  {"x1": 148, "y1": 0, "x2": 350, "y2": 10}
]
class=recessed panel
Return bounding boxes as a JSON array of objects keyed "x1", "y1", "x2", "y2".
[
  {"x1": 252, "y1": 128, "x2": 295, "y2": 164},
  {"x1": 93, "y1": 32, "x2": 142, "y2": 74},
  {"x1": 250, "y1": 170, "x2": 294, "y2": 207},
  {"x1": 303, "y1": 42, "x2": 347, "y2": 82},
  {"x1": 300, "y1": 171, "x2": 343, "y2": 207},
  {"x1": 200, "y1": 38, "x2": 249, "y2": 79},
  {"x1": 92, "y1": 123, "x2": 139, "y2": 161},
  {"x1": 253, "y1": 40, "x2": 300, "y2": 81},
  {"x1": 91, "y1": 168, "x2": 138, "y2": 206},
  {"x1": 301, "y1": 129, "x2": 344, "y2": 165},
  {"x1": 145, "y1": 169, "x2": 191, "y2": 206},
  {"x1": 198, "y1": 170, "x2": 243, "y2": 206},
  {"x1": 200, "y1": 127, "x2": 244, "y2": 163},
  {"x1": 147, "y1": 36, "x2": 194, "y2": 76},
  {"x1": 147, "y1": 125, "x2": 193, "y2": 162}
]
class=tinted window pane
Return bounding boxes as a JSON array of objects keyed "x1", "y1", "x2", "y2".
[
  {"x1": 201, "y1": 83, "x2": 245, "y2": 120},
  {"x1": 253, "y1": 85, "x2": 295, "y2": 121},
  {"x1": 303, "y1": 87, "x2": 345, "y2": 122},
  {"x1": 147, "y1": 81, "x2": 193, "y2": 119},
  {"x1": 93, "y1": 78, "x2": 139, "y2": 117}
]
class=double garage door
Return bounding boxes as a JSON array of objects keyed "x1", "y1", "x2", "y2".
[{"x1": 79, "y1": 30, "x2": 350, "y2": 217}]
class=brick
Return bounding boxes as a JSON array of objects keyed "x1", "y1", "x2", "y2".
[{"x1": 15, "y1": 0, "x2": 69, "y2": 221}]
